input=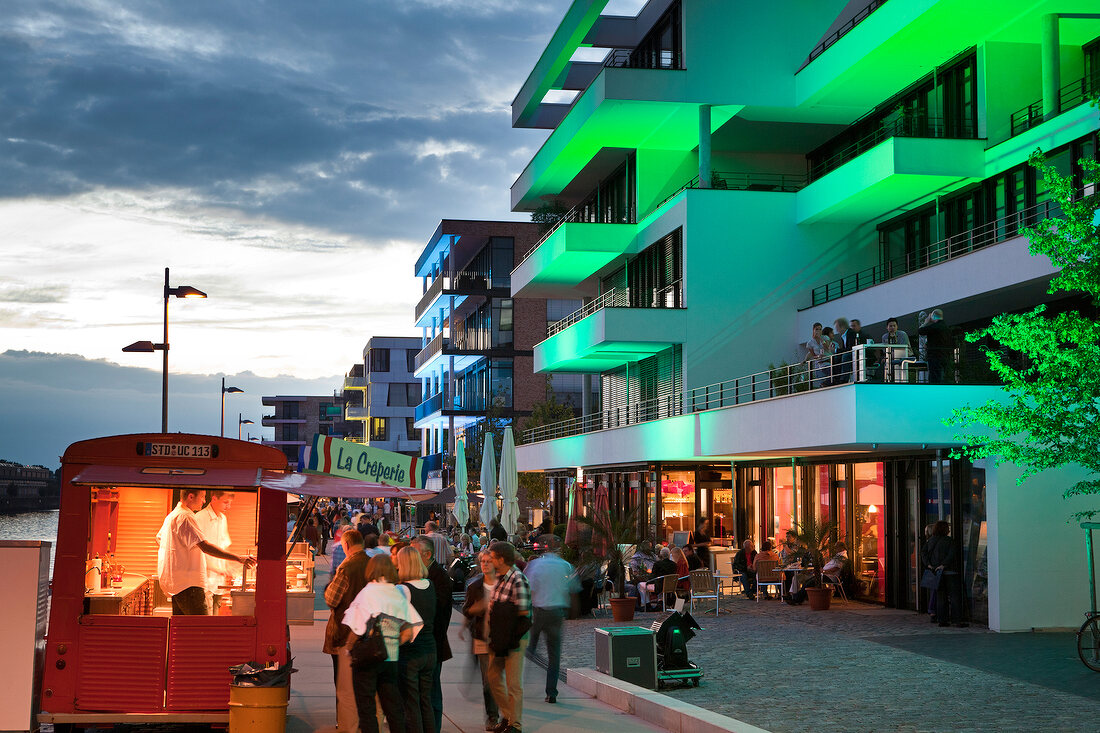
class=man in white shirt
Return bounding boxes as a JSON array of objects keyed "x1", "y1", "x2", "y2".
[
  {"x1": 156, "y1": 488, "x2": 254, "y2": 615},
  {"x1": 195, "y1": 490, "x2": 235, "y2": 614}
]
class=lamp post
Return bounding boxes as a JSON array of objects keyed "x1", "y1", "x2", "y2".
[
  {"x1": 122, "y1": 267, "x2": 207, "y2": 433},
  {"x1": 238, "y1": 413, "x2": 254, "y2": 440},
  {"x1": 220, "y1": 377, "x2": 244, "y2": 437}
]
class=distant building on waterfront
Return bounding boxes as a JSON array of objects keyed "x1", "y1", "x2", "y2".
[
  {"x1": 342, "y1": 336, "x2": 423, "y2": 456},
  {"x1": 261, "y1": 394, "x2": 358, "y2": 464},
  {"x1": 0, "y1": 460, "x2": 59, "y2": 513}
]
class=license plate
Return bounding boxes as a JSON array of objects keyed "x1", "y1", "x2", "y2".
[{"x1": 144, "y1": 442, "x2": 212, "y2": 458}]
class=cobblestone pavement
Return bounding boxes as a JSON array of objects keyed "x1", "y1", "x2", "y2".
[{"x1": 555, "y1": 595, "x2": 1100, "y2": 733}]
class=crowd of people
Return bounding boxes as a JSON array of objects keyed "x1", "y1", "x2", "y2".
[{"x1": 800, "y1": 310, "x2": 953, "y2": 388}]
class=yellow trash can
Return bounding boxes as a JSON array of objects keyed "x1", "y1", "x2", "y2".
[{"x1": 228, "y1": 684, "x2": 289, "y2": 733}]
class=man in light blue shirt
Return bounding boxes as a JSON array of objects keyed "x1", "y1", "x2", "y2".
[{"x1": 524, "y1": 535, "x2": 579, "y2": 703}]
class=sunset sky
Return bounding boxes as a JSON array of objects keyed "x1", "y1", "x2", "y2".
[{"x1": 0, "y1": 1, "x2": 646, "y2": 465}]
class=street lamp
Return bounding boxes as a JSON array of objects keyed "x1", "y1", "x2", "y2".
[
  {"x1": 122, "y1": 267, "x2": 207, "y2": 433},
  {"x1": 221, "y1": 377, "x2": 244, "y2": 437},
  {"x1": 238, "y1": 413, "x2": 254, "y2": 440}
]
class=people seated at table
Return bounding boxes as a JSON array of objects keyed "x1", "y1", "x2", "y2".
[
  {"x1": 669, "y1": 546, "x2": 691, "y2": 593},
  {"x1": 752, "y1": 540, "x2": 781, "y2": 598},
  {"x1": 683, "y1": 544, "x2": 704, "y2": 571},
  {"x1": 639, "y1": 547, "x2": 679, "y2": 609},
  {"x1": 732, "y1": 539, "x2": 758, "y2": 599},
  {"x1": 629, "y1": 540, "x2": 658, "y2": 579},
  {"x1": 785, "y1": 542, "x2": 851, "y2": 605}
]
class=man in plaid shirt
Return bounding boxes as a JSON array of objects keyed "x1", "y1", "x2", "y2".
[{"x1": 486, "y1": 541, "x2": 530, "y2": 733}]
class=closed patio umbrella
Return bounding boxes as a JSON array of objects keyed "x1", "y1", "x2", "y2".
[
  {"x1": 454, "y1": 438, "x2": 469, "y2": 528},
  {"x1": 499, "y1": 427, "x2": 520, "y2": 535},
  {"x1": 478, "y1": 432, "x2": 497, "y2": 528},
  {"x1": 593, "y1": 482, "x2": 611, "y2": 556},
  {"x1": 564, "y1": 478, "x2": 581, "y2": 545}
]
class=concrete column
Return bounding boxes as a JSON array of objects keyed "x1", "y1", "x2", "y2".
[
  {"x1": 582, "y1": 374, "x2": 593, "y2": 416},
  {"x1": 698, "y1": 104, "x2": 712, "y2": 188},
  {"x1": 1041, "y1": 14, "x2": 1060, "y2": 119}
]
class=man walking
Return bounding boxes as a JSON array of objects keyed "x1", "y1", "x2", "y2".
[
  {"x1": 415, "y1": 535, "x2": 454, "y2": 732},
  {"x1": 194, "y1": 490, "x2": 235, "y2": 614},
  {"x1": 156, "y1": 488, "x2": 253, "y2": 615},
  {"x1": 486, "y1": 542, "x2": 530, "y2": 733},
  {"x1": 323, "y1": 529, "x2": 369, "y2": 733},
  {"x1": 424, "y1": 520, "x2": 454, "y2": 566},
  {"x1": 524, "y1": 536, "x2": 577, "y2": 703}
]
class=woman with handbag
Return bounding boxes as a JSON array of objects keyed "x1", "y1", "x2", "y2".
[
  {"x1": 396, "y1": 545, "x2": 438, "y2": 733},
  {"x1": 343, "y1": 555, "x2": 422, "y2": 733}
]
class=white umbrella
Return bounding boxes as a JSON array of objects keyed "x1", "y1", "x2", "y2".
[
  {"x1": 499, "y1": 426, "x2": 520, "y2": 536},
  {"x1": 478, "y1": 432, "x2": 497, "y2": 528},
  {"x1": 454, "y1": 438, "x2": 470, "y2": 528}
]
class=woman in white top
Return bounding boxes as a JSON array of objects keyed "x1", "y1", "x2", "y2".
[
  {"x1": 460, "y1": 550, "x2": 500, "y2": 730},
  {"x1": 804, "y1": 322, "x2": 830, "y2": 389},
  {"x1": 343, "y1": 555, "x2": 423, "y2": 733}
]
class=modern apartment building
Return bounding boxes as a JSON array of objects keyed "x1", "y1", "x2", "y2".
[
  {"x1": 413, "y1": 219, "x2": 595, "y2": 458},
  {"x1": 261, "y1": 394, "x2": 358, "y2": 464},
  {"x1": 509, "y1": 0, "x2": 1100, "y2": 631},
  {"x1": 342, "y1": 336, "x2": 423, "y2": 456}
]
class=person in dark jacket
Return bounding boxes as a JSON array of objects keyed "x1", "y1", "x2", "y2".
[
  {"x1": 461, "y1": 550, "x2": 501, "y2": 730},
  {"x1": 922, "y1": 520, "x2": 966, "y2": 627},
  {"x1": 486, "y1": 542, "x2": 530, "y2": 733},
  {"x1": 489, "y1": 518, "x2": 508, "y2": 543},
  {"x1": 396, "y1": 546, "x2": 437, "y2": 733},
  {"x1": 732, "y1": 539, "x2": 758, "y2": 599},
  {"x1": 918, "y1": 309, "x2": 953, "y2": 383},
  {"x1": 414, "y1": 536, "x2": 453, "y2": 732},
  {"x1": 323, "y1": 529, "x2": 369, "y2": 732}
]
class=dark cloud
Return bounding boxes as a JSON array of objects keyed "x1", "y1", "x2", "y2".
[
  {"x1": 0, "y1": 284, "x2": 69, "y2": 303},
  {"x1": 0, "y1": 349, "x2": 341, "y2": 467},
  {"x1": 0, "y1": 0, "x2": 568, "y2": 241}
]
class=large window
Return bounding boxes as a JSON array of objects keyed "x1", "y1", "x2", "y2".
[
  {"x1": 369, "y1": 348, "x2": 390, "y2": 373},
  {"x1": 853, "y1": 462, "x2": 885, "y2": 603},
  {"x1": 406, "y1": 349, "x2": 417, "y2": 373},
  {"x1": 387, "y1": 383, "x2": 421, "y2": 407},
  {"x1": 660, "y1": 469, "x2": 695, "y2": 539},
  {"x1": 405, "y1": 418, "x2": 418, "y2": 443},
  {"x1": 577, "y1": 156, "x2": 636, "y2": 225},
  {"x1": 628, "y1": 0, "x2": 682, "y2": 69},
  {"x1": 369, "y1": 418, "x2": 388, "y2": 442},
  {"x1": 770, "y1": 466, "x2": 796, "y2": 545}
]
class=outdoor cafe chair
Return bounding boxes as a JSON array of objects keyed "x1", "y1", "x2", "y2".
[
  {"x1": 724, "y1": 557, "x2": 743, "y2": 595},
  {"x1": 657, "y1": 573, "x2": 681, "y2": 612},
  {"x1": 753, "y1": 558, "x2": 784, "y2": 601},
  {"x1": 821, "y1": 571, "x2": 849, "y2": 603},
  {"x1": 689, "y1": 569, "x2": 720, "y2": 615}
]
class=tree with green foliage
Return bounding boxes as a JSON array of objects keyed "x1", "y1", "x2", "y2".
[
  {"x1": 515, "y1": 379, "x2": 578, "y2": 510},
  {"x1": 948, "y1": 149, "x2": 1100, "y2": 518}
]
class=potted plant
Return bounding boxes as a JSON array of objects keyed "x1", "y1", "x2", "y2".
[
  {"x1": 576, "y1": 506, "x2": 642, "y2": 621},
  {"x1": 788, "y1": 515, "x2": 840, "y2": 611}
]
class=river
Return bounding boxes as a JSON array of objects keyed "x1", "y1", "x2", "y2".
[{"x1": 0, "y1": 510, "x2": 59, "y2": 576}]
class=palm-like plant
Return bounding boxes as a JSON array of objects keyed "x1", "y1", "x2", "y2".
[
  {"x1": 575, "y1": 506, "x2": 642, "y2": 598},
  {"x1": 787, "y1": 515, "x2": 840, "y2": 586}
]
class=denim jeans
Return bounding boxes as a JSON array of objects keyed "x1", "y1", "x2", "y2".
[
  {"x1": 399, "y1": 651, "x2": 437, "y2": 733},
  {"x1": 529, "y1": 607, "x2": 565, "y2": 697},
  {"x1": 352, "y1": 660, "x2": 403, "y2": 733}
]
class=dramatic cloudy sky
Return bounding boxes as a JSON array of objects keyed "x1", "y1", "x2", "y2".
[{"x1": 0, "y1": 1, "x2": 647, "y2": 466}]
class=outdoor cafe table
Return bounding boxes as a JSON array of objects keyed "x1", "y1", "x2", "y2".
[{"x1": 778, "y1": 565, "x2": 815, "y2": 599}]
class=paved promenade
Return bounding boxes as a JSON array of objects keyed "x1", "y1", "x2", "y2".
[
  {"x1": 556, "y1": 594, "x2": 1100, "y2": 733},
  {"x1": 288, "y1": 555, "x2": 667, "y2": 733}
]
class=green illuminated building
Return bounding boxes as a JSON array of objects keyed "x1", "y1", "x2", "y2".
[{"x1": 509, "y1": 0, "x2": 1100, "y2": 630}]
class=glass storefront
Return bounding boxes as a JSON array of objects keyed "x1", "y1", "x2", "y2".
[
  {"x1": 660, "y1": 469, "x2": 695, "y2": 538},
  {"x1": 770, "y1": 466, "x2": 796, "y2": 547},
  {"x1": 852, "y1": 462, "x2": 885, "y2": 603}
]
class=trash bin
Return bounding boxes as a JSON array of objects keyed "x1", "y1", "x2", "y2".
[
  {"x1": 228, "y1": 685, "x2": 289, "y2": 732},
  {"x1": 228, "y1": 660, "x2": 295, "y2": 733}
]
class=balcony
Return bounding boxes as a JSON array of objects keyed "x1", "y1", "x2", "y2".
[
  {"x1": 414, "y1": 268, "x2": 501, "y2": 327},
  {"x1": 344, "y1": 406, "x2": 369, "y2": 421},
  {"x1": 1010, "y1": 74, "x2": 1098, "y2": 138},
  {"x1": 798, "y1": 0, "x2": 888, "y2": 71},
  {"x1": 522, "y1": 393, "x2": 682, "y2": 444},
  {"x1": 534, "y1": 284, "x2": 685, "y2": 373},
  {"x1": 511, "y1": 214, "x2": 637, "y2": 298},
  {"x1": 797, "y1": 120, "x2": 984, "y2": 224},
  {"x1": 260, "y1": 415, "x2": 305, "y2": 426},
  {"x1": 810, "y1": 197, "x2": 1065, "y2": 307},
  {"x1": 343, "y1": 376, "x2": 367, "y2": 390},
  {"x1": 413, "y1": 390, "x2": 487, "y2": 428}
]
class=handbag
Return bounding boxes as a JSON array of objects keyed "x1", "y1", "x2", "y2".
[
  {"x1": 920, "y1": 568, "x2": 942, "y2": 590},
  {"x1": 349, "y1": 618, "x2": 388, "y2": 669}
]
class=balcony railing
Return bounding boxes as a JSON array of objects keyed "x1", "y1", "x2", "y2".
[
  {"x1": 545, "y1": 280, "x2": 684, "y2": 339},
  {"x1": 1010, "y1": 74, "x2": 1098, "y2": 138},
  {"x1": 808, "y1": 116, "x2": 978, "y2": 182},
  {"x1": 519, "y1": 201, "x2": 636, "y2": 265},
  {"x1": 414, "y1": 390, "x2": 489, "y2": 423},
  {"x1": 809, "y1": 196, "x2": 1068, "y2": 306},
  {"x1": 414, "y1": 333, "x2": 446, "y2": 372},
  {"x1": 415, "y1": 268, "x2": 500, "y2": 323},
  {"x1": 343, "y1": 376, "x2": 367, "y2": 389},
  {"x1": 522, "y1": 393, "x2": 681, "y2": 444},
  {"x1": 799, "y1": 0, "x2": 889, "y2": 71},
  {"x1": 690, "y1": 347, "x2": 995, "y2": 412},
  {"x1": 603, "y1": 47, "x2": 684, "y2": 70}
]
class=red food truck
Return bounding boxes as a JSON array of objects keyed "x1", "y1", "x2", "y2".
[{"x1": 39, "y1": 432, "x2": 434, "y2": 728}]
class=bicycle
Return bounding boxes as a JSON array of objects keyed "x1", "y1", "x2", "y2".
[{"x1": 1076, "y1": 522, "x2": 1100, "y2": 671}]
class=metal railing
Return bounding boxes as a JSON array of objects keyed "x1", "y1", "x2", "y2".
[
  {"x1": 799, "y1": 0, "x2": 888, "y2": 70},
  {"x1": 690, "y1": 346, "x2": 982, "y2": 412},
  {"x1": 519, "y1": 201, "x2": 635, "y2": 265},
  {"x1": 545, "y1": 280, "x2": 684, "y2": 339},
  {"x1": 603, "y1": 47, "x2": 684, "y2": 70},
  {"x1": 808, "y1": 116, "x2": 978, "y2": 182},
  {"x1": 415, "y1": 269, "x2": 499, "y2": 322},
  {"x1": 1010, "y1": 74, "x2": 1098, "y2": 137},
  {"x1": 522, "y1": 393, "x2": 682, "y2": 444},
  {"x1": 343, "y1": 376, "x2": 367, "y2": 389},
  {"x1": 413, "y1": 332, "x2": 446, "y2": 372},
  {"x1": 809, "y1": 196, "x2": 1065, "y2": 306}
]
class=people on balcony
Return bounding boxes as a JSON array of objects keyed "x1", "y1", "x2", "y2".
[
  {"x1": 804, "y1": 322, "x2": 831, "y2": 389},
  {"x1": 831, "y1": 317, "x2": 856, "y2": 385},
  {"x1": 918, "y1": 309, "x2": 952, "y2": 384}
]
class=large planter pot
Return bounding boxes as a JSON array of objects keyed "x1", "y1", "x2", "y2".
[
  {"x1": 806, "y1": 586, "x2": 833, "y2": 611},
  {"x1": 609, "y1": 596, "x2": 636, "y2": 622}
]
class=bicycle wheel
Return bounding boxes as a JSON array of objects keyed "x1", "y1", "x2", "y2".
[{"x1": 1077, "y1": 615, "x2": 1100, "y2": 672}]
